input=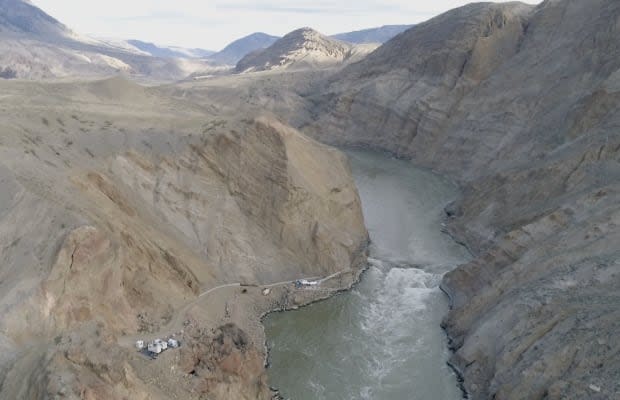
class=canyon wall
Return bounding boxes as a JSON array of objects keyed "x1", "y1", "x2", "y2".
[{"x1": 301, "y1": 0, "x2": 620, "y2": 398}]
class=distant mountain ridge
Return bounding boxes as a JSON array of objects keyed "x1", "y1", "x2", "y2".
[
  {"x1": 208, "y1": 25, "x2": 412, "y2": 66},
  {"x1": 0, "y1": 0, "x2": 69, "y2": 37},
  {"x1": 207, "y1": 32, "x2": 280, "y2": 65},
  {"x1": 235, "y1": 27, "x2": 377, "y2": 73},
  {"x1": 0, "y1": 1, "x2": 412, "y2": 78},
  {"x1": 235, "y1": 28, "x2": 350, "y2": 72},
  {"x1": 332, "y1": 24, "x2": 414, "y2": 44},
  {"x1": 126, "y1": 40, "x2": 215, "y2": 59},
  {"x1": 0, "y1": 0, "x2": 215, "y2": 80}
]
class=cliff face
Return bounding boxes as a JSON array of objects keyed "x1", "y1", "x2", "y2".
[
  {"x1": 300, "y1": 0, "x2": 620, "y2": 398},
  {"x1": 305, "y1": 2, "x2": 534, "y2": 173},
  {"x1": 0, "y1": 78, "x2": 368, "y2": 399}
]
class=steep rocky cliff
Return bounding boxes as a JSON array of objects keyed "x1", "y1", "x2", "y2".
[
  {"x1": 300, "y1": 0, "x2": 620, "y2": 398},
  {"x1": 0, "y1": 77, "x2": 368, "y2": 399}
]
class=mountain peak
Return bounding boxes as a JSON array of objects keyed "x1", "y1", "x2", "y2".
[
  {"x1": 0, "y1": 0, "x2": 69, "y2": 37},
  {"x1": 283, "y1": 27, "x2": 332, "y2": 44},
  {"x1": 288, "y1": 27, "x2": 319, "y2": 36},
  {"x1": 235, "y1": 27, "x2": 353, "y2": 73}
]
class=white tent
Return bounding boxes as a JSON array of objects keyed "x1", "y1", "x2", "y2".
[{"x1": 147, "y1": 342, "x2": 162, "y2": 354}]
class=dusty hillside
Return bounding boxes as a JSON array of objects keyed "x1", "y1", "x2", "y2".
[
  {"x1": 0, "y1": 77, "x2": 368, "y2": 399},
  {"x1": 294, "y1": 0, "x2": 620, "y2": 398}
]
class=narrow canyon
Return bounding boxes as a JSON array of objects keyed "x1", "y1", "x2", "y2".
[{"x1": 0, "y1": 0, "x2": 618, "y2": 399}]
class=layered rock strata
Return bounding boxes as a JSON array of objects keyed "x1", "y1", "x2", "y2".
[{"x1": 298, "y1": 1, "x2": 620, "y2": 398}]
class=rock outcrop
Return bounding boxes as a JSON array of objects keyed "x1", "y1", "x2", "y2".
[
  {"x1": 179, "y1": 323, "x2": 270, "y2": 399},
  {"x1": 297, "y1": 0, "x2": 620, "y2": 398}
]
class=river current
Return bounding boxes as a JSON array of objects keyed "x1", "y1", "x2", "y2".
[{"x1": 264, "y1": 150, "x2": 471, "y2": 400}]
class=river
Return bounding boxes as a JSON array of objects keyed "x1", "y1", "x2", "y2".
[{"x1": 264, "y1": 150, "x2": 471, "y2": 400}]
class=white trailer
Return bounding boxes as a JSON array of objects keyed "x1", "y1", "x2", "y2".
[{"x1": 155, "y1": 339, "x2": 168, "y2": 350}]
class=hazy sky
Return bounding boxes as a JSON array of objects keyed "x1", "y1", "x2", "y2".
[{"x1": 32, "y1": 0, "x2": 541, "y2": 51}]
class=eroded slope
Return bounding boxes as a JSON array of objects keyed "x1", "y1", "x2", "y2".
[{"x1": 0, "y1": 77, "x2": 368, "y2": 399}]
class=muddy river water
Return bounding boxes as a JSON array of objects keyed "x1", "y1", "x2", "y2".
[{"x1": 264, "y1": 150, "x2": 471, "y2": 400}]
